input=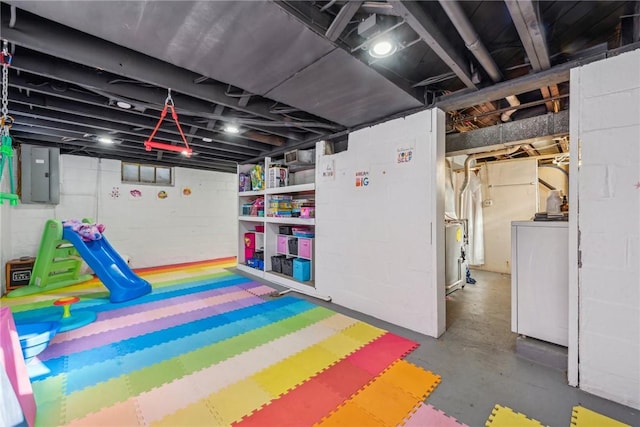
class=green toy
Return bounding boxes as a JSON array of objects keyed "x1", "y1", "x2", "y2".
[
  {"x1": 0, "y1": 134, "x2": 18, "y2": 206},
  {"x1": 7, "y1": 220, "x2": 93, "y2": 298}
]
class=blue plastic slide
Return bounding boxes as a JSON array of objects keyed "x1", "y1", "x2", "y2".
[{"x1": 62, "y1": 228, "x2": 152, "y2": 303}]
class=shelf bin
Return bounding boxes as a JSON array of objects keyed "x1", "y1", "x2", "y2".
[
  {"x1": 282, "y1": 258, "x2": 294, "y2": 276},
  {"x1": 293, "y1": 258, "x2": 311, "y2": 281},
  {"x1": 288, "y1": 238, "x2": 298, "y2": 255},
  {"x1": 298, "y1": 238, "x2": 312, "y2": 259},
  {"x1": 271, "y1": 255, "x2": 286, "y2": 273},
  {"x1": 277, "y1": 235, "x2": 288, "y2": 254}
]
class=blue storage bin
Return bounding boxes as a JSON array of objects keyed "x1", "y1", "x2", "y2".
[{"x1": 293, "y1": 258, "x2": 311, "y2": 281}]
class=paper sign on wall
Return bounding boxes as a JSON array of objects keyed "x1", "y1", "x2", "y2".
[
  {"x1": 396, "y1": 141, "x2": 415, "y2": 164},
  {"x1": 355, "y1": 170, "x2": 369, "y2": 188},
  {"x1": 320, "y1": 158, "x2": 335, "y2": 181}
]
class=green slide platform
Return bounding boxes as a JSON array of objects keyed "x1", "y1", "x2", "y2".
[{"x1": 7, "y1": 220, "x2": 93, "y2": 298}]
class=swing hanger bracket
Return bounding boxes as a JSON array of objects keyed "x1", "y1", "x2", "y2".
[
  {"x1": 144, "y1": 88, "x2": 193, "y2": 157},
  {"x1": 0, "y1": 40, "x2": 11, "y2": 66}
]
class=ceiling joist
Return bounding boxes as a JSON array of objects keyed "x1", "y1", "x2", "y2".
[
  {"x1": 505, "y1": 0, "x2": 562, "y2": 112},
  {"x1": 391, "y1": 1, "x2": 476, "y2": 89}
]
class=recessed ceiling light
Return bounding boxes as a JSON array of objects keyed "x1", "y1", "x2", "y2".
[
  {"x1": 97, "y1": 136, "x2": 114, "y2": 144},
  {"x1": 202, "y1": 137, "x2": 213, "y2": 143},
  {"x1": 369, "y1": 40, "x2": 397, "y2": 58},
  {"x1": 224, "y1": 125, "x2": 240, "y2": 134},
  {"x1": 181, "y1": 150, "x2": 191, "y2": 157},
  {"x1": 116, "y1": 101, "x2": 132, "y2": 109}
]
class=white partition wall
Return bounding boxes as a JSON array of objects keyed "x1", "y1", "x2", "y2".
[
  {"x1": 571, "y1": 49, "x2": 640, "y2": 409},
  {"x1": 315, "y1": 109, "x2": 445, "y2": 337}
]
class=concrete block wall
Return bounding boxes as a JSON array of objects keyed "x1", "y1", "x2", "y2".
[
  {"x1": 315, "y1": 109, "x2": 445, "y2": 337},
  {"x1": 1, "y1": 154, "x2": 237, "y2": 291},
  {"x1": 572, "y1": 49, "x2": 640, "y2": 409}
]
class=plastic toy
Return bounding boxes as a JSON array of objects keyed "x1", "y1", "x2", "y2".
[
  {"x1": 8, "y1": 219, "x2": 151, "y2": 303},
  {"x1": 7, "y1": 219, "x2": 93, "y2": 298},
  {"x1": 15, "y1": 321, "x2": 60, "y2": 363},
  {"x1": 62, "y1": 219, "x2": 106, "y2": 241},
  {"x1": 250, "y1": 164, "x2": 264, "y2": 190},
  {"x1": 52, "y1": 296, "x2": 97, "y2": 332}
]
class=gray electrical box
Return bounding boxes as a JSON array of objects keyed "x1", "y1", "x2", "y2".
[{"x1": 20, "y1": 144, "x2": 60, "y2": 204}]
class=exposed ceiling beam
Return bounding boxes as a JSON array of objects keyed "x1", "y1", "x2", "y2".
[
  {"x1": 325, "y1": 1, "x2": 363, "y2": 42},
  {"x1": 504, "y1": 0, "x2": 560, "y2": 112},
  {"x1": 556, "y1": 135, "x2": 570, "y2": 153},
  {"x1": 9, "y1": 53, "x2": 309, "y2": 142},
  {"x1": 274, "y1": 1, "x2": 333, "y2": 39},
  {"x1": 435, "y1": 41, "x2": 640, "y2": 111},
  {"x1": 237, "y1": 91, "x2": 253, "y2": 108},
  {"x1": 8, "y1": 99, "x2": 261, "y2": 157},
  {"x1": 391, "y1": 1, "x2": 476, "y2": 89},
  {"x1": 247, "y1": 41, "x2": 638, "y2": 163},
  {"x1": 362, "y1": 2, "x2": 400, "y2": 17},
  {"x1": 446, "y1": 110, "x2": 569, "y2": 154},
  {"x1": 15, "y1": 134, "x2": 238, "y2": 173},
  {"x1": 10, "y1": 113, "x2": 253, "y2": 161},
  {"x1": 522, "y1": 144, "x2": 540, "y2": 157},
  {"x1": 505, "y1": 0, "x2": 551, "y2": 69},
  {"x1": 242, "y1": 131, "x2": 284, "y2": 147},
  {"x1": 10, "y1": 123, "x2": 245, "y2": 162},
  {"x1": 7, "y1": 86, "x2": 268, "y2": 153},
  {"x1": 0, "y1": 11, "x2": 330, "y2": 131},
  {"x1": 11, "y1": 131, "x2": 239, "y2": 170}
]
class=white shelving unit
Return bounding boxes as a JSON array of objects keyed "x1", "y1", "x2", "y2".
[
  {"x1": 265, "y1": 183, "x2": 315, "y2": 194},
  {"x1": 237, "y1": 155, "x2": 316, "y2": 290},
  {"x1": 266, "y1": 217, "x2": 314, "y2": 225}
]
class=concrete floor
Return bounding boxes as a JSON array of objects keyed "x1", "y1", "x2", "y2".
[{"x1": 242, "y1": 268, "x2": 639, "y2": 426}]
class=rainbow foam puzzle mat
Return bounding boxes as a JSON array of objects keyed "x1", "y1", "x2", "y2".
[{"x1": 2, "y1": 258, "x2": 442, "y2": 426}]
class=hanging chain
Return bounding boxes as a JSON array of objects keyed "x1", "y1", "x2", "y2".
[{"x1": 1, "y1": 40, "x2": 11, "y2": 136}]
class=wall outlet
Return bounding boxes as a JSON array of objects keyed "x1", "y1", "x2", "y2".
[{"x1": 483, "y1": 199, "x2": 493, "y2": 207}]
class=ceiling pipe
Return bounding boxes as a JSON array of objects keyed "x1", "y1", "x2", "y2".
[
  {"x1": 9, "y1": 5, "x2": 17, "y2": 28},
  {"x1": 458, "y1": 145, "x2": 520, "y2": 218},
  {"x1": 438, "y1": 0, "x2": 520, "y2": 121}
]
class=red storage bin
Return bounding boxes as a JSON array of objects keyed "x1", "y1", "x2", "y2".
[
  {"x1": 244, "y1": 232, "x2": 256, "y2": 249},
  {"x1": 244, "y1": 247, "x2": 254, "y2": 261}
]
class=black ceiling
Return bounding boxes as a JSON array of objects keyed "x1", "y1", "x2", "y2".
[{"x1": 0, "y1": 1, "x2": 637, "y2": 172}]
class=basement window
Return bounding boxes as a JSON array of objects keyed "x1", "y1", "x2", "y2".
[{"x1": 122, "y1": 162, "x2": 173, "y2": 185}]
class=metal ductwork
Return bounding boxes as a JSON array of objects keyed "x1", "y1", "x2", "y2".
[
  {"x1": 458, "y1": 145, "x2": 521, "y2": 218},
  {"x1": 438, "y1": 0, "x2": 520, "y2": 121}
]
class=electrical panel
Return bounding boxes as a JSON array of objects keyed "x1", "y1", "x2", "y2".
[{"x1": 20, "y1": 144, "x2": 60, "y2": 204}]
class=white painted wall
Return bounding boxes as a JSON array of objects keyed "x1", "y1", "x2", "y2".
[
  {"x1": 572, "y1": 49, "x2": 640, "y2": 409},
  {"x1": 315, "y1": 109, "x2": 445, "y2": 337},
  {"x1": 475, "y1": 159, "x2": 538, "y2": 273},
  {"x1": 1, "y1": 155, "x2": 237, "y2": 292}
]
